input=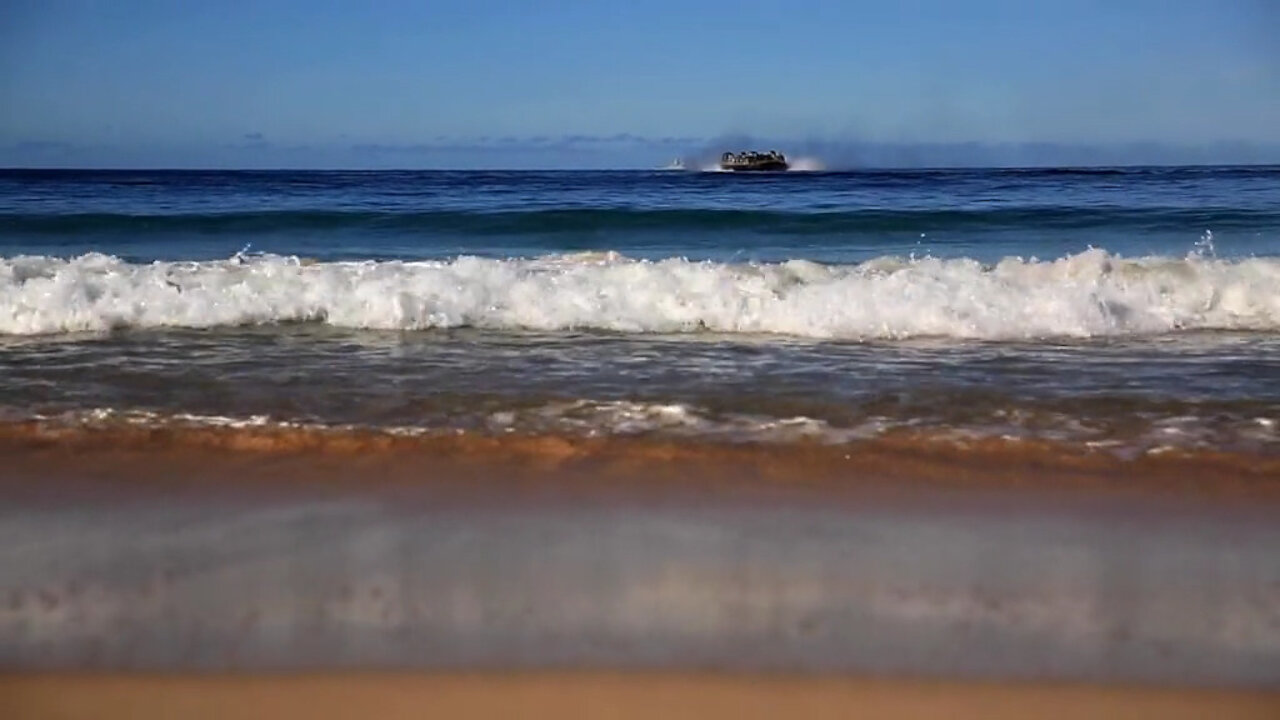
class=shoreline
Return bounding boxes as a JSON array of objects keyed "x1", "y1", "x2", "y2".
[{"x1": 3, "y1": 422, "x2": 1278, "y2": 505}]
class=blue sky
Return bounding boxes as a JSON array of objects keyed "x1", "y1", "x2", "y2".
[{"x1": 2, "y1": 0, "x2": 1278, "y2": 167}]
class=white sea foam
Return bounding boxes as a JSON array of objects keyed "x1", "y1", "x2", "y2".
[
  {"x1": 2, "y1": 249, "x2": 1279, "y2": 339},
  {"x1": 21, "y1": 402, "x2": 1273, "y2": 454},
  {"x1": 483, "y1": 399, "x2": 864, "y2": 442},
  {"x1": 24, "y1": 403, "x2": 866, "y2": 444}
]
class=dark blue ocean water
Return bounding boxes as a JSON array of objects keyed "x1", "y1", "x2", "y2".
[
  {"x1": 1, "y1": 167, "x2": 1278, "y2": 454},
  {"x1": 3, "y1": 167, "x2": 1278, "y2": 263}
]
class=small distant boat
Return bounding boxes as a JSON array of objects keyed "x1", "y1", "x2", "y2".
[
  {"x1": 661, "y1": 157, "x2": 686, "y2": 171},
  {"x1": 719, "y1": 150, "x2": 788, "y2": 172}
]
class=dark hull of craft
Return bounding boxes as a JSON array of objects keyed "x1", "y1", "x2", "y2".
[{"x1": 720, "y1": 161, "x2": 789, "y2": 172}]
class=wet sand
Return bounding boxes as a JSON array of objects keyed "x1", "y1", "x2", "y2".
[
  {"x1": 3, "y1": 422, "x2": 1279, "y2": 501},
  {"x1": 2, "y1": 431, "x2": 1278, "y2": 715},
  {"x1": 6, "y1": 673, "x2": 1280, "y2": 720}
]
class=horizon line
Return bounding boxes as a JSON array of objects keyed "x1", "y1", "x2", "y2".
[{"x1": 4, "y1": 161, "x2": 1280, "y2": 173}]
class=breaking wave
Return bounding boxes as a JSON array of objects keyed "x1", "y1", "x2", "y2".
[{"x1": 2, "y1": 249, "x2": 1278, "y2": 339}]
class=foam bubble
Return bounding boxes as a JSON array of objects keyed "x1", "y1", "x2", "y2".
[
  {"x1": 1, "y1": 249, "x2": 1278, "y2": 339},
  {"x1": 24, "y1": 404, "x2": 862, "y2": 444},
  {"x1": 18, "y1": 402, "x2": 1274, "y2": 454}
]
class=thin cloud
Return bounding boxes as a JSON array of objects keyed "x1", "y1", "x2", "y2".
[{"x1": 346, "y1": 134, "x2": 708, "y2": 155}]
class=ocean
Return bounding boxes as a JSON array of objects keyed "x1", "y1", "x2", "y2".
[
  {"x1": 1, "y1": 166, "x2": 1278, "y2": 462},
  {"x1": 5, "y1": 167, "x2": 1280, "y2": 688}
]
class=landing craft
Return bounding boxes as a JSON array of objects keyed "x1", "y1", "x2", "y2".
[{"x1": 719, "y1": 150, "x2": 789, "y2": 172}]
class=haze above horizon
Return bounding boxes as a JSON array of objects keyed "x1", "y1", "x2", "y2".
[{"x1": 2, "y1": 0, "x2": 1278, "y2": 169}]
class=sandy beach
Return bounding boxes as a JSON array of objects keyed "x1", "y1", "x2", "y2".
[{"x1": 3, "y1": 431, "x2": 1278, "y2": 720}]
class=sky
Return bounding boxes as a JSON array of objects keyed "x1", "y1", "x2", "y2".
[{"x1": 2, "y1": 0, "x2": 1278, "y2": 168}]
